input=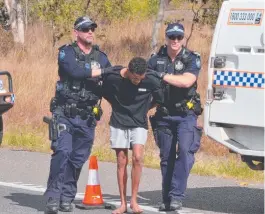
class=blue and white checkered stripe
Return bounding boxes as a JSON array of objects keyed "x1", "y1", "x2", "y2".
[{"x1": 213, "y1": 70, "x2": 265, "y2": 89}]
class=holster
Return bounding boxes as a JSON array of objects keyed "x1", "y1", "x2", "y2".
[
  {"x1": 43, "y1": 116, "x2": 58, "y2": 141},
  {"x1": 194, "y1": 102, "x2": 203, "y2": 115},
  {"x1": 149, "y1": 115, "x2": 158, "y2": 145},
  {"x1": 43, "y1": 115, "x2": 68, "y2": 141},
  {"x1": 156, "y1": 106, "x2": 169, "y2": 117},
  {"x1": 149, "y1": 115, "x2": 157, "y2": 131}
]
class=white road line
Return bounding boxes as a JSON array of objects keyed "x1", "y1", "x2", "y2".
[
  {"x1": 0, "y1": 181, "x2": 160, "y2": 213},
  {"x1": 0, "y1": 181, "x2": 46, "y2": 192},
  {"x1": 0, "y1": 181, "x2": 206, "y2": 214},
  {"x1": 137, "y1": 194, "x2": 151, "y2": 201}
]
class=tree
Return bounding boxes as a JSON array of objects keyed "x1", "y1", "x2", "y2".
[
  {"x1": 150, "y1": 0, "x2": 221, "y2": 51},
  {"x1": 0, "y1": 1, "x2": 9, "y2": 29},
  {"x1": 33, "y1": 0, "x2": 159, "y2": 46},
  {"x1": 185, "y1": 0, "x2": 207, "y2": 46},
  {"x1": 33, "y1": 0, "x2": 85, "y2": 46},
  {"x1": 4, "y1": 0, "x2": 24, "y2": 44},
  {"x1": 151, "y1": 0, "x2": 166, "y2": 54}
]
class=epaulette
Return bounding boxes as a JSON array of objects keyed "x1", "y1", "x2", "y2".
[
  {"x1": 150, "y1": 52, "x2": 156, "y2": 57},
  {"x1": 94, "y1": 46, "x2": 108, "y2": 57},
  {"x1": 157, "y1": 45, "x2": 167, "y2": 56},
  {"x1": 58, "y1": 44, "x2": 70, "y2": 51},
  {"x1": 182, "y1": 47, "x2": 192, "y2": 62},
  {"x1": 192, "y1": 51, "x2": 201, "y2": 58},
  {"x1": 92, "y1": 44, "x2": 99, "y2": 51}
]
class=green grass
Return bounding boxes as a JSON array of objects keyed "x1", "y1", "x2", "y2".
[
  {"x1": 92, "y1": 145, "x2": 264, "y2": 183},
  {"x1": 192, "y1": 156, "x2": 264, "y2": 182},
  {"x1": 2, "y1": 130, "x2": 264, "y2": 183},
  {"x1": 2, "y1": 130, "x2": 50, "y2": 152}
]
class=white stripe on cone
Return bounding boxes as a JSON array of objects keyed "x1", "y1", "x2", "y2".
[{"x1": 87, "y1": 169, "x2": 100, "y2": 185}]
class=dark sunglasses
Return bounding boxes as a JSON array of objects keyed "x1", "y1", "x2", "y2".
[
  {"x1": 80, "y1": 27, "x2": 95, "y2": 33},
  {"x1": 167, "y1": 35, "x2": 184, "y2": 41}
]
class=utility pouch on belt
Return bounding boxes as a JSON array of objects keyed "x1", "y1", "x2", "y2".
[
  {"x1": 92, "y1": 104, "x2": 103, "y2": 121},
  {"x1": 50, "y1": 97, "x2": 57, "y2": 113}
]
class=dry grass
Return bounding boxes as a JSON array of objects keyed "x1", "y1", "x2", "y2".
[{"x1": 0, "y1": 19, "x2": 263, "y2": 181}]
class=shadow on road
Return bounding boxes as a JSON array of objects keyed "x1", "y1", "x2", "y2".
[
  {"x1": 4, "y1": 186, "x2": 264, "y2": 214},
  {"x1": 136, "y1": 186, "x2": 264, "y2": 214},
  {"x1": 4, "y1": 192, "x2": 45, "y2": 212}
]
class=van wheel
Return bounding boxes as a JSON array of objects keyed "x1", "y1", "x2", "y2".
[{"x1": 0, "y1": 115, "x2": 3, "y2": 145}]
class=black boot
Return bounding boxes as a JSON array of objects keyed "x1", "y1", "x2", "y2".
[
  {"x1": 45, "y1": 197, "x2": 59, "y2": 214},
  {"x1": 59, "y1": 201, "x2": 74, "y2": 212},
  {"x1": 170, "y1": 199, "x2": 182, "y2": 211},
  {"x1": 159, "y1": 202, "x2": 170, "y2": 211}
]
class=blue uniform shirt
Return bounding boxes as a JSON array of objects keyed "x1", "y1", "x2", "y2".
[
  {"x1": 148, "y1": 46, "x2": 201, "y2": 77},
  {"x1": 58, "y1": 44, "x2": 111, "y2": 80},
  {"x1": 148, "y1": 46, "x2": 201, "y2": 113}
]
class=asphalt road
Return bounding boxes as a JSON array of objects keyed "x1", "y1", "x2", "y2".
[{"x1": 0, "y1": 148, "x2": 263, "y2": 214}]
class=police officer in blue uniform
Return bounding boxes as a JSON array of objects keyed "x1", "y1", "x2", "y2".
[
  {"x1": 44, "y1": 16, "x2": 112, "y2": 214},
  {"x1": 148, "y1": 22, "x2": 203, "y2": 211}
]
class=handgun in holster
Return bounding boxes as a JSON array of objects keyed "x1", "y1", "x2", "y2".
[
  {"x1": 149, "y1": 114, "x2": 158, "y2": 140},
  {"x1": 43, "y1": 116, "x2": 67, "y2": 141},
  {"x1": 43, "y1": 116, "x2": 58, "y2": 141}
]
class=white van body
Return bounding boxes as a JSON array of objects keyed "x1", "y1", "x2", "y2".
[{"x1": 204, "y1": 0, "x2": 264, "y2": 169}]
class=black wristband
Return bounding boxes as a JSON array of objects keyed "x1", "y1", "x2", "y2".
[
  {"x1": 160, "y1": 72, "x2": 167, "y2": 79},
  {"x1": 101, "y1": 69, "x2": 105, "y2": 76}
]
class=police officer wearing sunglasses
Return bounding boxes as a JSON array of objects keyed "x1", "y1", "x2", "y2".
[
  {"x1": 44, "y1": 16, "x2": 112, "y2": 214},
  {"x1": 148, "y1": 22, "x2": 203, "y2": 211}
]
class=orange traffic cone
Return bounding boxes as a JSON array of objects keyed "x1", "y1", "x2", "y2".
[{"x1": 76, "y1": 155, "x2": 113, "y2": 210}]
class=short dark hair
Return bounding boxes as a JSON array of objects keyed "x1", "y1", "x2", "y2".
[{"x1": 128, "y1": 57, "x2": 147, "y2": 75}]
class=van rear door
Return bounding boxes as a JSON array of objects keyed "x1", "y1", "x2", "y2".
[{"x1": 205, "y1": 0, "x2": 264, "y2": 156}]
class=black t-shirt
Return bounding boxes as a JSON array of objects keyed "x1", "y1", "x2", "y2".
[{"x1": 102, "y1": 69, "x2": 163, "y2": 129}]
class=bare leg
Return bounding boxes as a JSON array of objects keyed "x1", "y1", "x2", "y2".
[
  {"x1": 112, "y1": 149, "x2": 128, "y2": 214},
  {"x1": 130, "y1": 144, "x2": 144, "y2": 213}
]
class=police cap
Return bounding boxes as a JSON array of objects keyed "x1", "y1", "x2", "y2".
[
  {"x1": 165, "y1": 23, "x2": 185, "y2": 37},
  {"x1": 74, "y1": 16, "x2": 97, "y2": 31}
]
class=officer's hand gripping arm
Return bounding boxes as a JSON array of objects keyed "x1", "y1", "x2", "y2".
[{"x1": 90, "y1": 65, "x2": 124, "y2": 78}]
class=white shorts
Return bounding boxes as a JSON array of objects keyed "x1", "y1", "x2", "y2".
[{"x1": 110, "y1": 126, "x2": 148, "y2": 149}]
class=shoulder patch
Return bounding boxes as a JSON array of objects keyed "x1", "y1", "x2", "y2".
[
  {"x1": 191, "y1": 51, "x2": 201, "y2": 69},
  {"x1": 59, "y1": 49, "x2": 66, "y2": 61},
  {"x1": 196, "y1": 58, "x2": 201, "y2": 69}
]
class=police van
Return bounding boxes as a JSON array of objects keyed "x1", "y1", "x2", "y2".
[{"x1": 204, "y1": 0, "x2": 264, "y2": 170}]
